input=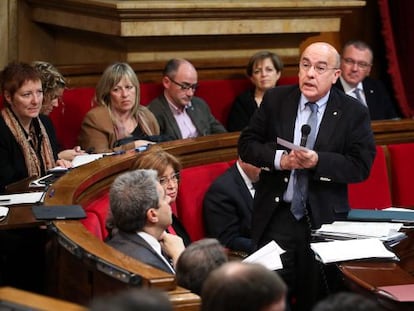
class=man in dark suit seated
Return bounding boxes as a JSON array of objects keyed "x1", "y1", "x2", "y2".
[
  {"x1": 106, "y1": 169, "x2": 185, "y2": 274},
  {"x1": 148, "y1": 58, "x2": 227, "y2": 140},
  {"x1": 203, "y1": 157, "x2": 260, "y2": 254},
  {"x1": 334, "y1": 40, "x2": 400, "y2": 120}
]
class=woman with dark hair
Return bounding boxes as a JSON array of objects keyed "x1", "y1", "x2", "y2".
[
  {"x1": 227, "y1": 51, "x2": 283, "y2": 132},
  {"x1": 130, "y1": 146, "x2": 192, "y2": 246},
  {"x1": 0, "y1": 62, "x2": 71, "y2": 192}
]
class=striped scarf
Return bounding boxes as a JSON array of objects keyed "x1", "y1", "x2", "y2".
[{"x1": 1, "y1": 107, "x2": 55, "y2": 177}]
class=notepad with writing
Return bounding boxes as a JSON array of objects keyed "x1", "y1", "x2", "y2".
[{"x1": 32, "y1": 205, "x2": 86, "y2": 220}]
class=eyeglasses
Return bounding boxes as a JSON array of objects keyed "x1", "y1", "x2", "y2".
[
  {"x1": 168, "y1": 77, "x2": 198, "y2": 91},
  {"x1": 299, "y1": 61, "x2": 338, "y2": 75},
  {"x1": 159, "y1": 172, "x2": 180, "y2": 186},
  {"x1": 342, "y1": 58, "x2": 372, "y2": 70}
]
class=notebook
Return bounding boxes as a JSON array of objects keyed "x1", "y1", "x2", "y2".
[{"x1": 32, "y1": 205, "x2": 86, "y2": 220}]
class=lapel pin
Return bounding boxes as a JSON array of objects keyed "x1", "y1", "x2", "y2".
[{"x1": 333, "y1": 111, "x2": 338, "y2": 116}]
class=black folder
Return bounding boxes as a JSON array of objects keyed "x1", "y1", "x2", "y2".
[{"x1": 32, "y1": 205, "x2": 86, "y2": 220}]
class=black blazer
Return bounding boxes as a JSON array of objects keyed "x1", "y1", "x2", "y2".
[
  {"x1": 203, "y1": 164, "x2": 254, "y2": 254},
  {"x1": 0, "y1": 113, "x2": 59, "y2": 192},
  {"x1": 238, "y1": 85, "x2": 376, "y2": 245},
  {"x1": 106, "y1": 230, "x2": 174, "y2": 274},
  {"x1": 334, "y1": 77, "x2": 399, "y2": 120},
  {"x1": 227, "y1": 89, "x2": 257, "y2": 132}
]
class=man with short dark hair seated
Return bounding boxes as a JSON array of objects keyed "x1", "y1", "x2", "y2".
[{"x1": 106, "y1": 169, "x2": 185, "y2": 274}]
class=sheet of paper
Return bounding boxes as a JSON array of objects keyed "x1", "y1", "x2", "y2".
[
  {"x1": 72, "y1": 153, "x2": 105, "y2": 167},
  {"x1": 316, "y1": 221, "x2": 403, "y2": 239},
  {"x1": 243, "y1": 240, "x2": 285, "y2": 270},
  {"x1": 277, "y1": 137, "x2": 307, "y2": 151},
  {"x1": 310, "y1": 238, "x2": 397, "y2": 264},
  {"x1": 0, "y1": 192, "x2": 45, "y2": 205}
]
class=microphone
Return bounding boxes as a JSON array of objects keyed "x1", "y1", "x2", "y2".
[{"x1": 300, "y1": 124, "x2": 311, "y2": 147}]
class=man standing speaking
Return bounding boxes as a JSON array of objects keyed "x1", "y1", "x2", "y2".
[{"x1": 238, "y1": 42, "x2": 376, "y2": 310}]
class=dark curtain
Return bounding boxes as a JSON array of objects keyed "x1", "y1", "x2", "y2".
[{"x1": 378, "y1": 0, "x2": 414, "y2": 117}]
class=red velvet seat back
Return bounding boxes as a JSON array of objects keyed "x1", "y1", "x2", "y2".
[
  {"x1": 348, "y1": 145, "x2": 392, "y2": 209},
  {"x1": 82, "y1": 192, "x2": 110, "y2": 240},
  {"x1": 80, "y1": 211, "x2": 104, "y2": 240},
  {"x1": 55, "y1": 87, "x2": 96, "y2": 150},
  {"x1": 176, "y1": 161, "x2": 233, "y2": 241},
  {"x1": 388, "y1": 143, "x2": 414, "y2": 206}
]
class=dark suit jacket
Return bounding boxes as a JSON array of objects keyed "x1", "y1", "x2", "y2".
[
  {"x1": 238, "y1": 85, "x2": 376, "y2": 245},
  {"x1": 203, "y1": 164, "x2": 254, "y2": 254},
  {"x1": 334, "y1": 77, "x2": 399, "y2": 120},
  {"x1": 227, "y1": 89, "x2": 257, "y2": 132},
  {"x1": 148, "y1": 94, "x2": 226, "y2": 140},
  {"x1": 106, "y1": 230, "x2": 174, "y2": 274},
  {"x1": 0, "y1": 113, "x2": 59, "y2": 192}
]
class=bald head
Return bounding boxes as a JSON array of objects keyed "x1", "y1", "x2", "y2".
[
  {"x1": 298, "y1": 42, "x2": 341, "y2": 102},
  {"x1": 201, "y1": 262, "x2": 287, "y2": 311}
]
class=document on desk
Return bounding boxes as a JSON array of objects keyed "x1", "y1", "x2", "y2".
[
  {"x1": 243, "y1": 240, "x2": 285, "y2": 271},
  {"x1": 0, "y1": 192, "x2": 44, "y2": 206},
  {"x1": 310, "y1": 238, "x2": 397, "y2": 264},
  {"x1": 314, "y1": 221, "x2": 404, "y2": 241},
  {"x1": 276, "y1": 137, "x2": 307, "y2": 151}
]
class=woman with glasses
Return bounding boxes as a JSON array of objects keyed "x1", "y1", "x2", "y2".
[
  {"x1": 32, "y1": 61, "x2": 85, "y2": 161},
  {"x1": 78, "y1": 62, "x2": 167, "y2": 153},
  {"x1": 107, "y1": 145, "x2": 191, "y2": 246},
  {"x1": 227, "y1": 51, "x2": 283, "y2": 132}
]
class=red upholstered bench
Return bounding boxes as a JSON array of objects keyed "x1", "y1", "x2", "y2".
[
  {"x1": 79, "y1": 160, "x2": 235, "y2": 242},
  {"x1": 176, "y1": 160, "x2": 235, "y2": 242},
  {"x1": 81, "y1": 192, "x2": 110, "y2": 240},
  {"x1": 48, "y1": 77, "x2": 298, "y2": 150},
  {"x1": 388, "y1": 142, "x2": 414, "y2": 207},
  {"x1": 348, "y1": 145, "x2": 392, "y2": 209}
]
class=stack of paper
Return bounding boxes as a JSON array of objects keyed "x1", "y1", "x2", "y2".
[
  {"x1": 243, "y1": 240, "x2": 285, "y2": 271},
  {"x1": 310, "y1": 238, "x2": 398, "y2": 264},
  {"x1": 0, "y1": 192, "x2": 45, "y2": 205},
  {"x1": 313, "y1": 221, "x2": 406, "y2": 243}
]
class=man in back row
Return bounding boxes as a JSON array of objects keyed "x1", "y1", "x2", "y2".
[
  {"x1": 148, "y1": 58, "x2": 227, "y2": 140},
  {"x1": 334, "y1": 40, "x2": 400, "y2": 120}
]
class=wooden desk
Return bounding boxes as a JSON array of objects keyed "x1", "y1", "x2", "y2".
[
  {"x1": 0, "y1": 177, "x2": 45, "y2": 230},
  {"x1": 340, "y1": 229, "x2": 414, "y2": 310},
  {"x1": 0, "y1": 286, "x2": 87, "y2": 311}
]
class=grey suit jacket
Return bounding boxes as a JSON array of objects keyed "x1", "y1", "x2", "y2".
[
  {"x1": 239, "y1": 85, "x2": 376, "y2": 245},
  {"x1": 148, "y1": 94, "x2": 226, "y2": 140},
  {"x1": 106, "y1": 230, "x2": 173, "y2": 274}
]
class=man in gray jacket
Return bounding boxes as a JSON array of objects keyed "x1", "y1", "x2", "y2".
[{"x1": 148, "y1": 58, "x2": 226, "y2": 140}]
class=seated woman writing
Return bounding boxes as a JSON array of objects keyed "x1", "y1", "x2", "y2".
[
  {"x1": 0, "y1": 62, "x2": 71, "y2": 192},
  {"x1": 32, "y1": 61, "x2": 85, "y2": 161},
  {"x1": 78, "y1": 62, "x2": 167, "y2": 153}
]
